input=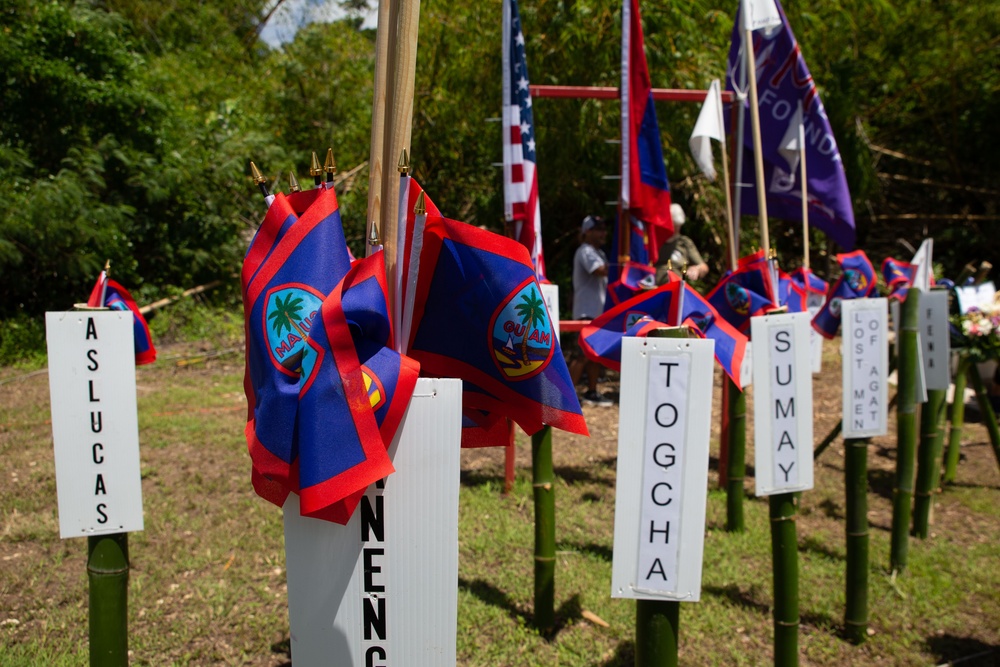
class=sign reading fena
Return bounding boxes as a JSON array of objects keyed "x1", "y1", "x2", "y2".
[
  {"x1": 46, "y1": 312, "x2": 144, "y2": 538},
  {"x1": 612, "y1": 336, "x2": 713, "y2": 602},
  {"x1": 841, "y1": 299, "x2": 889, "y2": 438}
]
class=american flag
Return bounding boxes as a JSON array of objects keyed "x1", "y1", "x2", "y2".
[{"x1": 502, "y1": 0, "x2": 546, "y2": 282}]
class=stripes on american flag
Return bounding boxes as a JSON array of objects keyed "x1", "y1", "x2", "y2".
[{"x1": 502, "y1": 0, "x2": 546, "y2": 282}]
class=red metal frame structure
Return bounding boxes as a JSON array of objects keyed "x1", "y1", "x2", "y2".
[{"x1": 530, "y1": 84, "x2": 735, "y2": 104}]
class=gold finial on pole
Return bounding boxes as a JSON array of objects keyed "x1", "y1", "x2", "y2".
[
  {"x1": 310, "y1": 151, "x2": 323, "y2": 185},
  {"x1": 324, "y1": 148, "x2": 337, "y2": 183},
  {"x1": 250, "y1": 161, "x2": 270, "y2": 198},
  {"x1": 288, "y1": 172, "x2": 301, "y2": 193},
  {"x1": 368, "y1": 220, "x2": 381, "y2": 247},
  {"x1": 103, "y1": 259, "x2": 111, "y2": 273},
  {"x1": 397, "y1": 148, "x2": 410, "y2": 175},
  {"x1": 414, "y1": 191, "x2": 426, "y2": 216}
]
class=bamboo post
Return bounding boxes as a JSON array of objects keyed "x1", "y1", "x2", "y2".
[
  {"x1": 943, "y1": 354, "x2": 971, "y2": 483},
  {"x1": 913, "y1": 388, "x2": 947, "y2": 538},
  {"x1": 531, "y1": 425, "x2": 555, "y2": 631},
  {"x1": 843, "y1": 437, "x2": 869, "y2": 644},
  {"x1": 769, "y1": 492, "x2": 799, "y2": 666},
  {"x1": 966, "y1": 363, "x2": 1000, "y2": 473},
  {"x1": 726, "y1": 377, "x2": 746, "y2": 533},
  {"x1": 88, "y1": 533, "x2": 129, "y2": 667},
  {"x1": 890, "y1": 288, "x2": 920, "y2": 573}
]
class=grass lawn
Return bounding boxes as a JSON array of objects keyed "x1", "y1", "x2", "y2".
[{"x1": 1, "y1": 338, "x2": 998, "y2": 665}]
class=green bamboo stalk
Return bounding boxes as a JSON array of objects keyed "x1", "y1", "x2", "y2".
[
  {"x1": 890, "y1": 288, "x2": 920, "y2": 573},
  {"x1": 844, "y1": 438, "x2": 869, "y2": 644},
  {"x1": 636, "y1": 598, "x2": 679, "y2": 667},
  {"x1": 88, "y1": 533, "x2": 129, "y2": 667},
  {"x1": 531, "y1": 425, "x2": 555, "y2": 631},
  {"x1": 966, "y1": 364, "x2": 1000, "y2": 474},
  {"x1": 726, "y1": 376, "x2": 746, "y2": 533},
  {"x1": 943, "y1": 355, "x2": 971, "y2": 484},
  {"x1": 913, "y1": 388, "x2": 947, "y2": 538},
  {"x1": 770, "y1": 493, "x2": 799, "y2": 666}
]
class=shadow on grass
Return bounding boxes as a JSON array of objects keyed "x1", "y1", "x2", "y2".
[
  {"x1": 926, "y1": 634, "x2": 998, "y2": 666},
  {"x1": 458, "y1": 577, "x2": 584, "y2": 641},
  {"x1": 703, "y1": 584, "x2": 836, "y2": 631},
  {"x1": 558, "y1": 540, "x2": 613, "y2": 562},
  {"x1": 599, "y1": 640, "x2": 636, "y2": 666},
  {"x1": 270, "y1": 636, "x2": 291, "y2": 666},
  {"x1": 868, "y1": 467, "x2": 895, "y2": 501},
  {"x1": 460, "y1": 470, "x2": 503, "y2": 489},
  {"x1": 800, "y1": 534, "x2": 844, "y2": 562},
  {"x1": 708, "y1": 456, "x2": 757, "y2": 479},
  {"x1": 554, "y1": 465, "x2": 616, "y2": 487}
]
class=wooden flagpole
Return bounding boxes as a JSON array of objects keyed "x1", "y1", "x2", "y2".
[
  {"x1": 799, "y1": 115, "x2": 809, "y2": 270},
  {"x1": 366, "y1": 0, "x2": 392, "y2": 240},
  {"x1": 744, "y1": 27, "x2": 771, "y2": 261},
  {"x1": 718, "y1": 87, "x2": 737, "y2": 272}
]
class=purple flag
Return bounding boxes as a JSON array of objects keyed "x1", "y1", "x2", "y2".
[{"x1": 725, "y1": 0, "x2": 856, "y2": 250}]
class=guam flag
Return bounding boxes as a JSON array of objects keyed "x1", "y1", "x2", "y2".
[
  {"x1": 406, "y1": 215, "x2": 586, "y2": 437},
  {"x1": 778, "y1": 267, "x2": 827, "y2": 313},
  {"x1": 707, "y1": 251, "x2": 778, "y2": 333},
  {"x1": 882, "y1": 256, "x2": 916, "y2": 301},
  {"x1": 581, "y1": 281, "x2": 682, "y2": 371},
  {"x1": 241, "y1": 187, "x2": 353, "y2": 497},
  {"x1": 812, "y1": 250, "x2": 876, "y2": 338},
  {"x1": 86, "y1": 274, "x2": 156, "y2": 365},
  {"x1": 295, "y1": 252, "x2": 419, "y2": 522},
  {"x1": 678, "y1": 283, "x2": 748, "y2": 386},
  {"x1": 607, "y1": 261, "x2": 658, "y2": 309},
  {"x1": 621, "y1": 0, "x2": 672, "y2": 231}
]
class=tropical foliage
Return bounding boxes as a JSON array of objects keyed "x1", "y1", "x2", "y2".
[{"x1": 1, "y1": 0, "x2": 997, "y2": 327}]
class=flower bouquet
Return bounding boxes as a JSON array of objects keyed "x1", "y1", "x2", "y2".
[{"x1": 951, "y1": 295, "x2": 1000, "y2": 363}]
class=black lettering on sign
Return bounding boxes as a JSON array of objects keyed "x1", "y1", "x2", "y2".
[
  {"x1": 86, "y1": 317, "x2": 98, "y2": 340},
  {"x1": 775, "y1": 397, "x2": 795, "y2": 419},
  {"x1": 659, "y1": 362, "x2": 679, "y2": 387},
  {"x1": 654, "y1": 403, "x2": 678, "y2": 428},
  {"x1": 648, "y1": 521, "x2": 670, "y2": 544},
  {"x1": 365, "y1": 647, "x2": 387, "y2": 667},
  {"x1": 777, "y1": 431, "x2": 795, "y2": 450},
  {"x1": 91, "y1": 412, "x2": 102, "y2": 433},
  {"x1": 774, "y1": 329, "x2": 792, "y2": 352},
  {"x1": 652, "y1": 443, "x2": 676, "y2": 468},
  {"x1": 363, "y1": 597, "x2": 386, "y2": 641},
  {"x1": 361, "y1": 495, "x2": 384, "y2": 542},
  {"x1": 775, "y1": 364, "x2": 792, "y2": 386},
  {"x1": 95, "y1": 474, "x2": 106, "y2": 495},
  {"x1": 92, "y1": 443, "x2": 104, "y2": 464},
  {"x1": 364, "y1": 548, "x2": 385, "y2": 593},
  {"x1": 89, "y1": 380, "x2": 100, "y2": 403},
  {"x1": 778, "y1": 461, "x2": 795, "y2": 481},
  {"x1": 96, "y1": 503, "x2": 108, "y2": 524},
  {"x1": 650, "y1": 482, "x2": 673, "y2": 506},
  {"x1": 87, "y1": 349, "x2": 99, "y2": 372},
  {"x1": 645, "y1": 558, "x2": 668, "y2": 581},
  {"x1": 853, "y1": 389, "x2": 865, "y2": 400}
]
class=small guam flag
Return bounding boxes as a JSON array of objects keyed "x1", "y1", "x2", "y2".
[
  {"x1": 405, "y1": 214, "x2": 586, "y2": 438},
  {"x1": 812, "y1": 250, "x2": 877, "y2": 338},
  {"x1": 86, "y1": 274, "x2": 157, "y2": 366}
]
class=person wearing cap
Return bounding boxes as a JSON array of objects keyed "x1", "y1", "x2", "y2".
[
  {"x1": 654, "y1": 203, "x2": 709, "y2": 286},
  {"x1": 570, "y1": 215, "x2": 614, "y2": 406}
]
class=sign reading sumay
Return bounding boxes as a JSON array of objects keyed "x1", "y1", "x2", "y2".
[
  {"x1": 612, "y1": 336, "x2": 713, "y2": 601},
  {"x1": 842, "y1": 298, "x2": 889, "y2": 438},
  {"x1": 46, "y1": 312, "x2": 144, "y2": 538},
  {"x1": 918, "y1": 289, "x2": 951, "y2": 391},
  {"x1": 751, "y1": 312, "x2": 814, "y2": 495}
]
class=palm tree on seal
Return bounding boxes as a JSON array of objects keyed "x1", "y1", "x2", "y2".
[
  {"x1": 269, "y1": 293, "x2": 309, "y2": 340},
  {"x1": 514, "y1": 288, "x2": 546, "y2": 366}
]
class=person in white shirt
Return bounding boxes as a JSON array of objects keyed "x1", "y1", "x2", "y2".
[{"x1": 570, "y1": 215, "x2": 613, "y2": 406}]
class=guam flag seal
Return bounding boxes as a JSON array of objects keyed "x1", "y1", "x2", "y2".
[{"x1": 490, "y1": 279, "x2": 555, "y2": 381}]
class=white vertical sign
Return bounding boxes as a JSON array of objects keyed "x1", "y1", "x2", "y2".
[
  {"x1": 540, "y1": 282, "x2": 560, "y2": 339},
  {"x1": 612, "y1": 336, "x2": 714, "y2": 601},
  {"x1": 46, "y1": 311, "x2": 144, "y2": 538},
  {"x1": 919, "y1": 289, "x2": 951, "y2": 390},
  {"x1": 955, "y1": 281, "x2": 995, "y2": 313},
  {"x1": 751, "y1": 312, "x2": 814, "y2": 495},
  {"x1": 283, "y1": 378, "x2": 461, "y2": 666},
  {"x1": 842, "y1": 299, "x2": 889, "y2": 438}
]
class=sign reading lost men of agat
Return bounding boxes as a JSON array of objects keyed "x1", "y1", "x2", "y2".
[
  {"x1": 46, "y1": 311, "x2": 144, "y2": 538},
  {"x1": 841, "y1": 298, "x2": 889, "y2": 439}
]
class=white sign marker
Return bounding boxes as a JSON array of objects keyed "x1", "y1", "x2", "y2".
[
  {"x1": 46, "y1": 312, "x2": 144, "y2": 538},
  {"x1": 540, "y1": 282, "x2": 560, "y2": 339},
  {"x1": 955, "y1": 281, "x2": 995, "y2": 314},
  {"x1": 751, "y1": 312, "x2": 814, "y2": 495},
  {"x1": 612, "y1": 336, "x2": 714, "y2": 601},
  {"x1": 918, "y1": 289, "x2": 951, "y2": 390},
  {"x1": 842, "y1": 299, "x2": 889, "y2": 438},
  {"x1": 283, "y1": 377, "x2": 461, "y2": 666}
]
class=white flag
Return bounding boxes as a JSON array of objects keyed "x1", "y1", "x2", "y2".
[
  {"x1": 778, "y1": 101, "x2": 804, "y2": 175},
  {"x1": 741, "y1": 0, "x2": 782, "y2": 32},
  {"x1": 689, "y1": 79, "x2": 724, "y2": 181},
  {"x1": 911, "y1": 238, "x2": 934, "y2": 292}
]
